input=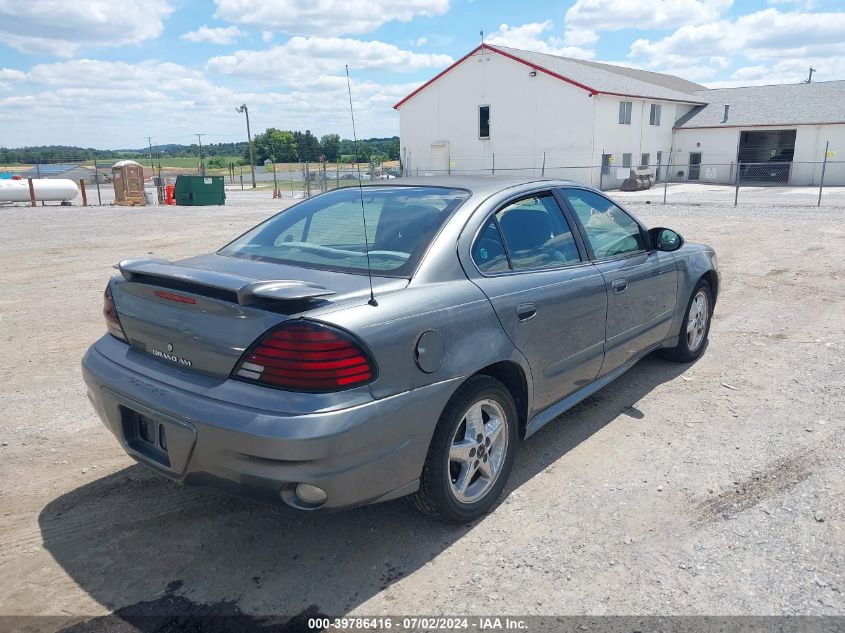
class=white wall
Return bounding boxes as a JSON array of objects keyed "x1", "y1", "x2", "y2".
[
  {"x1": 672, "y1": 124, "x2": 845, "y2": 185},
  {"x1": 398, "y1": 48, "x2": 695, "y2": 189}
]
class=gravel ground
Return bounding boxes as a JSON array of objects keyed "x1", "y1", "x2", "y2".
[{"x1": 0, "y1": 189, "x2": 842, "y2": 625}]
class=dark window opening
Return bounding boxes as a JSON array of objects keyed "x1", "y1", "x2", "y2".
[
  {"x1": 479, "y1": 105, "x2": 490, "y2": 139},
  {"x1": 649, "y1": 104, "x2": 662, "y2": 126},
  {"x1": 618, "y1": 101, "x2": 632, "y2": 124}
]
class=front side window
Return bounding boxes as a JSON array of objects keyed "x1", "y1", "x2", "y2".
[
  {"x1": 481, "y1": 193, "x2": 581, "y2": 271},
  {"x1": 618, "y1": 101, "x2": 632, "y2": 124},
  {"x1": 650, "y1": 103, "x2": 662, "y2": 126},
  {"x1": 479, "y1": 105, "x2": 490, "y2": 139},
  {"x1": 562, "y1": 189, "x2": 645, "y2": 259},
  {"x1": 220, "y1": 186, "x2": 470, "y2": 276}
]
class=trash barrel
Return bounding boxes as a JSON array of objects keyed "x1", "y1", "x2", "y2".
[
  {"x1": 173, "y1": 175, "x2": 226, "y2": 206},
  {"x1": 165, "y1": 184, "x2": 176, "y2": 205}
]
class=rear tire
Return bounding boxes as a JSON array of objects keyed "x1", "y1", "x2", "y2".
[
  {"x1": 409, "y1": 375, "x2": 517, "y2": 524},
  {"x1": 661, "y1": 280, "x2": 713, "y2": 363}
]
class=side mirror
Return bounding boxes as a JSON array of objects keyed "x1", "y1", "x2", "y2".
[{"x1": 649, "y1": 227, "x2": 684, "y2": 252}]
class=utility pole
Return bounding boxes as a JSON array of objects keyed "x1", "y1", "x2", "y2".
[
  {"x1": 805, "y1": 67, "x2": 816, "y2": 83},
  {"x1": 146, "y1": 136, "x2": 155, "y2": 172},
  {"x1": 195, "y1": 133, "x2": 206, "y2": 175},
  {"x1": 236, "y1": 104, "x2": 256, "y2": 188}
]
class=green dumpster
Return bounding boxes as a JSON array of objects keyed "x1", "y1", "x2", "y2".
[{"x1": 173, "y1": 175, "x2": 226, "y2": 206}]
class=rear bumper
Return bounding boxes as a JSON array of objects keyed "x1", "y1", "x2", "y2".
[{"x1": 81, "y1": 335, "x2": 459, "y2": 509}]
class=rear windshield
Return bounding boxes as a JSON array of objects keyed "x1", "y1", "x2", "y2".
[{"x1": 219, "y1": 186, "x2": 470, "y2": 277}]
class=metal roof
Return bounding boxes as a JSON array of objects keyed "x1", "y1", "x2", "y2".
[
  {"x1": 676, "y1": 81, "x2": 845, "y2": 128},
  {"x1": 489, "y1": 45, "x2": 708, "y2": 103},
  {"x1": 394, "y1": 44, "x2": 708, "y2": 109}
]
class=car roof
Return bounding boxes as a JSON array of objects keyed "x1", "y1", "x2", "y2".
[{"x1": 360, "y1": 176, "x2": 586, "y2": 198}]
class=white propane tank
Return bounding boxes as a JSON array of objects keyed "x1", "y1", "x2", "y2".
[{"x1": 0, "y1": 179, "x2": 80, "y2": 203}]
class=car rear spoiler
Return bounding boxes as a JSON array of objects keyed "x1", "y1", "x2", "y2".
[{"x1": 116, "y1": 257, "x2": 336, "y2": 305}]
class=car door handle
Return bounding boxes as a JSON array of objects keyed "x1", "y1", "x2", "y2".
[
  {"x1": 612, "y1": 279, "x2": 628, "y2": 294},
  {"x1": 516, "y1": 302, "x2": 537, "y2": 322}
]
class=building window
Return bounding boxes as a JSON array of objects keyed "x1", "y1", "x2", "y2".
[
  {"x1": 640, "y1": 153, "x2": 650, "y2": 168},
  {"x1": 622, "y1": 153, "x2": 632, "y2": 168},
  {"x1": 618, "y1": 101, "x2": 632, "y2": 125},
  {"x1": 601, "y1": 153, "x2": 611, "y2": 175},
  {"x1": 649, "y1": 104, "x2": 662, "y2": 126},
  {"x1": 479, "y1": 105, "x2": 490, "y2": 139}
]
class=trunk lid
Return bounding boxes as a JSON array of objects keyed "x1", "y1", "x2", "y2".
[{"x1": 112, "y1": 254, "x2": 407, "y2": 379}]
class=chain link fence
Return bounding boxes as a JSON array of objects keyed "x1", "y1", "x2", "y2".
[{"x1": 395, "y1": 151, "x2": 845, "y2": 208}]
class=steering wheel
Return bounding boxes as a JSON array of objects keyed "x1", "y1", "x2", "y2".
[{"x1": 475, "y1": 238, "x2": 503, "y2": 263}]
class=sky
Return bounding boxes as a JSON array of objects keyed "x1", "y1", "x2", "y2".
[{"x1": 1, "y1": 0, "x2": 844, "y2": 150}]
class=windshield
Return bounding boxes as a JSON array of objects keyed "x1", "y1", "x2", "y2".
[{"x1": 219, "y1": 186, "x2": 470, "y2": 277}]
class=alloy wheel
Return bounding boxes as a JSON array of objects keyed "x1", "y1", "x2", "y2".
[
  {"x1": 686, "y1": 290, "x2": 709, "y2": 352},
  {"x1": 448, "y1": 398, "x2": 508, "y2": 504}
]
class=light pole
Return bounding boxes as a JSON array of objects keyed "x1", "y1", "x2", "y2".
[{"x1": 236, "y1": 104, "x2": 256, "y2": 188}]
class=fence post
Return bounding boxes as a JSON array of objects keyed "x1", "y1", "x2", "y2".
[
  {"x1": 492, "y1": 153, "x2": 495, "y2": 175},
  {"x1": 663, "y1": 149, "x2": 673, "y2": 205},
  {"x1": 93, "y1": 159, "x2": 102, "y2": 205},
  {"x1": 79, "y1": 179, "x2": 87, "y2": 206},
  {"x1": 818, "y1": 141, "x2": 829, "y2": 207},
  {"x1": 27, "y1": 177, "x2": 36, "y2": 207},
  {"x1": 734, "y1": 161, "x2": 741, "y2": 207},
  {"x1": 541, "y1": 152, "x2": 546, "y2": 178}
]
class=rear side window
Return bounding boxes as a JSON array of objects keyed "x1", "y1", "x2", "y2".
[
  {"x1": 471, "y1": 193, "x2": 581, "y2": 273},
  {"x1": 220, "y1": 186, "x2": 470, "y2": 277},
  {"x1": 471, "y1": 217, "x2": 509, "y2": 273},
  {"x1": 562, "y1": 189, "x2": 645, "y2": 259}
]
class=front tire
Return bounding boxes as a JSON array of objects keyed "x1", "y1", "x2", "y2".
[
  {"x1": 409, "y1": 375, "x2": 517, "y2": 523},
  {"x1": 661, "y1": 280, "x2": 713, "y2": 363}
]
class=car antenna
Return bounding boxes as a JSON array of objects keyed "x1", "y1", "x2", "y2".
[{"x1": 345, "y1": 64, "x2": 378, "y2": 307}]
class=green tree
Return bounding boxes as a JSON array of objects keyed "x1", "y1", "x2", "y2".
[
  {"x1": 320, "y1": 134, "x2": 341, "y2": 162},
  {"x1": 267, "y1": 129, "x2": 297, "y2": 163}
]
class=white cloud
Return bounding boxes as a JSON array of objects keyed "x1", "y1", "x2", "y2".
[
  {"x1": 0, "y1": 68, "x2": 26, "y2": 81},
  {"x1": 414, "y1": 37, "x2": 428, "y2": 47},
  {"x1": 565, "y1": 0, "x2": 733, "y2": 32},
  {"x1": 0, "y1": 56, "x2": 409, "y2": 147},
  {"x1": 486, "y1": 21, "x2": 595, "y2": 59},
  {"x1": 213, "y1": 0, "x2": 450, "y2": 35},
  {"x1": 181, "y1": 25, "x2": 243, "y2": 45},
  {"x1": 0, "y1": 0, "x2": 173, "y2": 57},
  {"x1": 207, "y1": 36, "x2": 454, "y2": 83},
  {"x1": 563, "y1": 29, "x2": 598, "y2": 47},
  {"x1": 705, "y1": 56, "x2": 845, "y2": 87},
  {"x1": 262, "y1": 31, "x2": 274, "y2": 43},
  {"x1": 629, "y1": 9, "x2": 845, "y2": 64}
]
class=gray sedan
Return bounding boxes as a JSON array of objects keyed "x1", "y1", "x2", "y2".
[{"x1": 82, "y1": 177, "x2": 719, "y2": 523}]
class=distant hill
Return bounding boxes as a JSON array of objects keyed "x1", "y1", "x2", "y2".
[{"x1": 3, "y1": 134, "x2": 400, "y2": 165}]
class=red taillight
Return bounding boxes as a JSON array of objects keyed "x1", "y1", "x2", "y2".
[
  {"x1": 232, "y1": 321, "x2": 376, "y2": 392},
  {"x1": 103, "y1": 285, "x2": 128, "y2": 342},
  {"x1": 154, "y1": 290, "x2": 197, "y2": 304}
]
